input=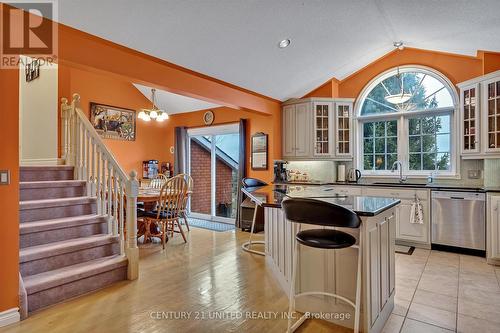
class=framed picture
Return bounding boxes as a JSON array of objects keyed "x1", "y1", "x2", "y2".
[
  {"x1": 90, "y1": 103, "x2": 136, "y2": 141},
  {"x1": 251, "y1": 132, "x2": 268, "y2": 170},
  {"x1": 25, "y1": 59, "x2": 40, "y2": 82}
]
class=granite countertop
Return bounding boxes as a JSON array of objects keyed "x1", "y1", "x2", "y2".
[
  {"x1": 276, "y1": 181, "x2": 500, "y2": 192},
  {"x1": 241, "y1": 185, "x2": 400, "y2": 217}
]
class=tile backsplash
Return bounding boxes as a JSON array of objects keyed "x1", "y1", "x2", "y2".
[{"x1": 284, "y1": 158, "x2": 499, "y2": 186}]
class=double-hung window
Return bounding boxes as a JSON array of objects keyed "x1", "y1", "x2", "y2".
[{"x1": 357, "y1": 66, "x2": 457, "y2": 176}]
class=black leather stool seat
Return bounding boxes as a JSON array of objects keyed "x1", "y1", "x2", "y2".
[{"x1": 296, "y1": 229, "x2": 356, "y2": 249}]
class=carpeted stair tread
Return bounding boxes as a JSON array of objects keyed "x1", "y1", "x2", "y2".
[
  {"x1": 20, "y1": 180, "x2": 86, "y2": 189},
  {"x1": 24, "y1": 255, "x2": 127, "y2": 294},
  {"x1": 20, "y1": 165, "x2": 74, "y2": 171},
  {"x1": 20, "y1": 234, "x2": 119, "y2": 263},
  {"x1": 20, "y1": 215, "x2": 106, "y2": 234},
  {"x1": 20, "y1": 196, "x2": 96, "y2": 210}
]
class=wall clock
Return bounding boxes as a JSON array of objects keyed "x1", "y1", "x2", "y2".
[{"x1": 203, "y1": 110, "x2": 214, "y2": 125}]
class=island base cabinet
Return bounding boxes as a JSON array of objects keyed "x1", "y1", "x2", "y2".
[
  {"x1": 487, "y1": 194, "x2": 500, "y2": 263},
  {"x1": 264, "y1": 207, "x2": 396, "y2": 333}
]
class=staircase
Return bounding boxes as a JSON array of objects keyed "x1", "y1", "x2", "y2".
[{"x1": 19, "y1": 165, "x2": 128, "y2": 313}]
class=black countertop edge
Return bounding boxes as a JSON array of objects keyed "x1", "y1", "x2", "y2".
[
  {"x1": 242, "y1": 185, "x2": 401, "y2": 216},
  {"x1": 359, "y1": 199, "x2": 401, "y2": 217},
  {"x1": 274, "y1": 181, "x2": 500, "y2": 192}
]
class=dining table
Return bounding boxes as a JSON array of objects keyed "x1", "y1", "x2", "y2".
[{"x1": 136, "y1": 187, "x2": 192, "y2": 243}]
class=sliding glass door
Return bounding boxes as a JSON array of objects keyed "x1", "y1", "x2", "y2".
[{"x1": 187, "y1": 124, "x2": 240, "y2": 224}]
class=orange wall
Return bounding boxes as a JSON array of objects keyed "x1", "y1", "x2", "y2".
[
  {"x1": 60, "y1": 65, "x2": 171, "y2": 176},
  {"x1": 165, "y1": 107, "x2": 280, "y2": 183},
  {"x1": 305, "y1": 48, "x2": 500, "y2": 100},
  {"x1": 0, "y1": 68, "x2": 20, "y2": 313}
]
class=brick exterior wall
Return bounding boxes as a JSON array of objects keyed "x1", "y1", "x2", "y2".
[{"x1": 190, "y1": 141, "x2": 234, "y2": 215}]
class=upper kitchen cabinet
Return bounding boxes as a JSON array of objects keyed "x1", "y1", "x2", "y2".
[
  {"x1": 282, "y1": 102, "x2": 312, "y2": 158},
  {"x1": 313, "y1": 101, "x2": 333, "y2": 156},
  {"x1": 282, "y1": 98, "x2": 354, "y2": 160},
  {"x1": 335, "y1": 100, "x2": 353, "y2": 158},
  {"x1": 458, "y1": 70, "x2": 500, "y2": 158},
  {"x1": 460, "y1": 83, "x2": 480, "y2": 155}
]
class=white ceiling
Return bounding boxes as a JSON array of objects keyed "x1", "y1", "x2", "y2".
[
  {"x1": 56, "y1": 0, "x2": 500, "y2": 101},
  {"x1": 134, "y1": 84, "x2": 220, "y2": 115}
]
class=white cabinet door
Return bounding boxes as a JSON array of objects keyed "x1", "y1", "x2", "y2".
[
  {"x1": 363, "y1": 187, "x2": 429, "y2": 244},
  {"x1": 282, "y1": 105, "x2": 296, "y2": 157},
  {"x1": 460, "y1": 84, "x2": 481, "y2": 155},
  {"x1": 295, "y1": 103, "x2": 312, "y2": 157},
  {"x1": 395, "y1": 199, "x2": 428, "y2": 244},
  {"x1": 312, "y1": 102, "x2": 333, "y2": 156},
  {"x1": 488, "y1": 194, "x2": 500, "y2": 260},
  {"x1": 334, "y1": 102, "x2": 353, "y2": 158}
]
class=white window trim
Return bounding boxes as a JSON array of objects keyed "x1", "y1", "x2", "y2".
[{"x1": 353, "y1": 65, "x2": 460, "y2": 178}]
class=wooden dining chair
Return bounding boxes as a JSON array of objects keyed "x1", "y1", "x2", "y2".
[
  {"x1": 177, "y1": 173, "x2": 193, "y2": 231},
  {"x1": 148, "y1": 173, "x2": 168, "y2": 189},
  {"x1": 143, "y1": 175, "x2": 188, "y2": 248}
]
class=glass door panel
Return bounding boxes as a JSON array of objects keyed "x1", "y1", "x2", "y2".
[
  {"x1": 487, "y1": 81, "x2": 500, "y2": 150},
  {"x1": 214, "y1": 133, "x2": 240, "y2": 219},
  {"x1": 336, "y1": 103, "x2": 352, "y2": 156},
  {"x1": 189, "y1": 135, "x2": 212, "y2": 216},
  {"x1": 313, "y1": 103, "x2": 331, "y2": 155}
]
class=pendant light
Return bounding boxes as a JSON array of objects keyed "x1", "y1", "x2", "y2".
[
  {"x1": 138, "y1": 88, "x2": 169, "y2": 122},
  {"x1": 384, "y1": 42, "x2": 411, "y2": 105}
]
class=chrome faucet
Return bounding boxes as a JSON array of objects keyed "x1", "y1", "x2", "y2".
[{"x1": 391, "y1": 160, "x2": 407, "y2": 183}]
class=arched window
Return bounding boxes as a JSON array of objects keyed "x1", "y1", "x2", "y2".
[{"x1": 356, "y1": 66, "x2": 458, "y2": 175}]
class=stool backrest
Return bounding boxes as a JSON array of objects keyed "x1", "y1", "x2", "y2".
[
  {"x1": 242, "y1": 177, "x2": 267, "y2": 188},
  {"x1": 282, "y1": 197, "x2": 361, "y2": 228}
]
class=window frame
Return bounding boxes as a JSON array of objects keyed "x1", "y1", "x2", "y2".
[{"x1": 354, "y1": 65, "x2": 460, "y2": 178}]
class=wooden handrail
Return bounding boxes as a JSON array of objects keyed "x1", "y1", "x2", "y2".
[{"x1": 61, "y1": 93, "x2": 139, "y2": 280}]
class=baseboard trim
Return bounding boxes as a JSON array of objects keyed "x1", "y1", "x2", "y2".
[
  {"x1": 20, "y1": 158, "x2": 63, "y2": 166},
  {"x1": 0, "y1": 308, "x2": 20, "y2": 328}
]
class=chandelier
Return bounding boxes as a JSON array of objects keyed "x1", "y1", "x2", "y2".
[{"x1": 138, "y1": 88, "x2": 169, "y2": 122}]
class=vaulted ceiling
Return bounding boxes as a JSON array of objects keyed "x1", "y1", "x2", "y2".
[
  {"x1": 134, "y1": 84, "x2": 220, "y2": 115},
  {"x1": 57, "y1": 0, "x2": 500, "y2": 101}
]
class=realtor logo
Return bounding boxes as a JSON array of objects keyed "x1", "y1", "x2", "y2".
[{"x1": 1, "y1": 1, "x2": 58, "y2": 68}]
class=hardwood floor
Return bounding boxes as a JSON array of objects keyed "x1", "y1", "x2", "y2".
[{"x1": 1, "y1": 229, "x2": 342, "y2": 333}]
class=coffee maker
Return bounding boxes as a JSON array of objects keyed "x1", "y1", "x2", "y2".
[{"x1": 273, "y1": 160, "x2": 289, "y2": 183}]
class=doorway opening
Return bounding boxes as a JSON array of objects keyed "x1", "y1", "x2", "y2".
[{"x1": 187, "y1": 123, "x2": 240, "y2": 224}]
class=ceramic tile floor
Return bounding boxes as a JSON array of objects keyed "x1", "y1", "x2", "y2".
[{"x1": 382, "y1": 249, "x2": 500, "y2": 333}]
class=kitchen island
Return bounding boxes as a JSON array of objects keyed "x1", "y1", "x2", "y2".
[{"x1": 242, "y1": 184, "x2": 400, "y2": 333}]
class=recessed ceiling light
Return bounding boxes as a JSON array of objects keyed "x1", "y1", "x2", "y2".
[{"x1": 278, "y1": 39, "x2": 291, "y2": 48}]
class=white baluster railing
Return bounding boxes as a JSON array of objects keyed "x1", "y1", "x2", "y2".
[{"x1": 61, "y1": 94, "x2": 139, "y2": 280}]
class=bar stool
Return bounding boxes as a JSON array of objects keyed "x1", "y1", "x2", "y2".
[
  {"x1": 281, "y1": 197, "x2": 362, "y2": 333},
  {"x1": 241, "y1": 177, "x2": 267, "y2": 256}
]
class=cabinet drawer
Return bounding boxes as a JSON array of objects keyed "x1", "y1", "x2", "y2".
[{"x1": 363, "y1": 187, "x2": 428, "y2": 200}]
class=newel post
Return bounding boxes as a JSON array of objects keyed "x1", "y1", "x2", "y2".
[
  {"x1": 126, "y1": 170, "x2": 139, "y2": 280},
  {"x1": 60, "y1": 97, "x2": 70, "y2": 164}
]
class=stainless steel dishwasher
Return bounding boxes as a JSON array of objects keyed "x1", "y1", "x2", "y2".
[{"x1": 431, "y1": 191, "x2": 485, "y2": 250}]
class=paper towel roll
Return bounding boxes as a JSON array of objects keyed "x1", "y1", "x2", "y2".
[{"x1": 337, "y1": 165, "x2": 346, "y2": 182}]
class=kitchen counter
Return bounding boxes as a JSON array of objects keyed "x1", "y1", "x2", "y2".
[
  {"x1": 276, "y1": 180, "x2": 500, "y2": 192},
  {"x1": 242, "y1": 184, "x2": 400, "y2": 216},
  {"x1": 242, "y1": 184, "x2": 399, "y2": 332}
]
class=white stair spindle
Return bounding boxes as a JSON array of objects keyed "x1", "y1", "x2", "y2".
[
  {"x1": 102, "y1": 158, "x2": 107, "y2": 216},
  {"x1": 96, "y1": 147, "x2": 102, "y2": 215},
  {"x1": 113, "y1": 172, "x2": 119, "y2": 235},
  {"x1": 119, "y1": 178, "x2": 125, "y2": 255},
  {"x1": 107, "y1": 162, "x2": 113, "y2": 233}
]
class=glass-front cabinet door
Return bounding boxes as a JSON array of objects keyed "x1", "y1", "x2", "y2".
[
  {"x1": 485, "y1": 79, "x2": 500, "y2": 152},
  {"x1": 335, "y1": 102, "x2": 353, "y2": 157},
  {"x1": 313, "y1": 102, "x2": 332, "y2": 156},
  {"x1": 461, "y1": 84, "x2": 480, "y2": 154}
]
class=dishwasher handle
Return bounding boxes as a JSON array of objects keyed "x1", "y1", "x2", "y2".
[{"x1": 450, "y1": 196, "x2": 465, "y2": 200}]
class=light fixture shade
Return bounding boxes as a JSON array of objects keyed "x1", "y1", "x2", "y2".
[
  {"x1": 149, "y1": 110, "x2": 158, "y2": 119},
  {"x1": 385, "y1": 93, "x2": 412, "y2": 104},
  {"x1": 138, "y1": 111, "x2": 146, "y2": 119},
  {"x1": 143, "y1": 114, "x2": 151, "y2": 121}
]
